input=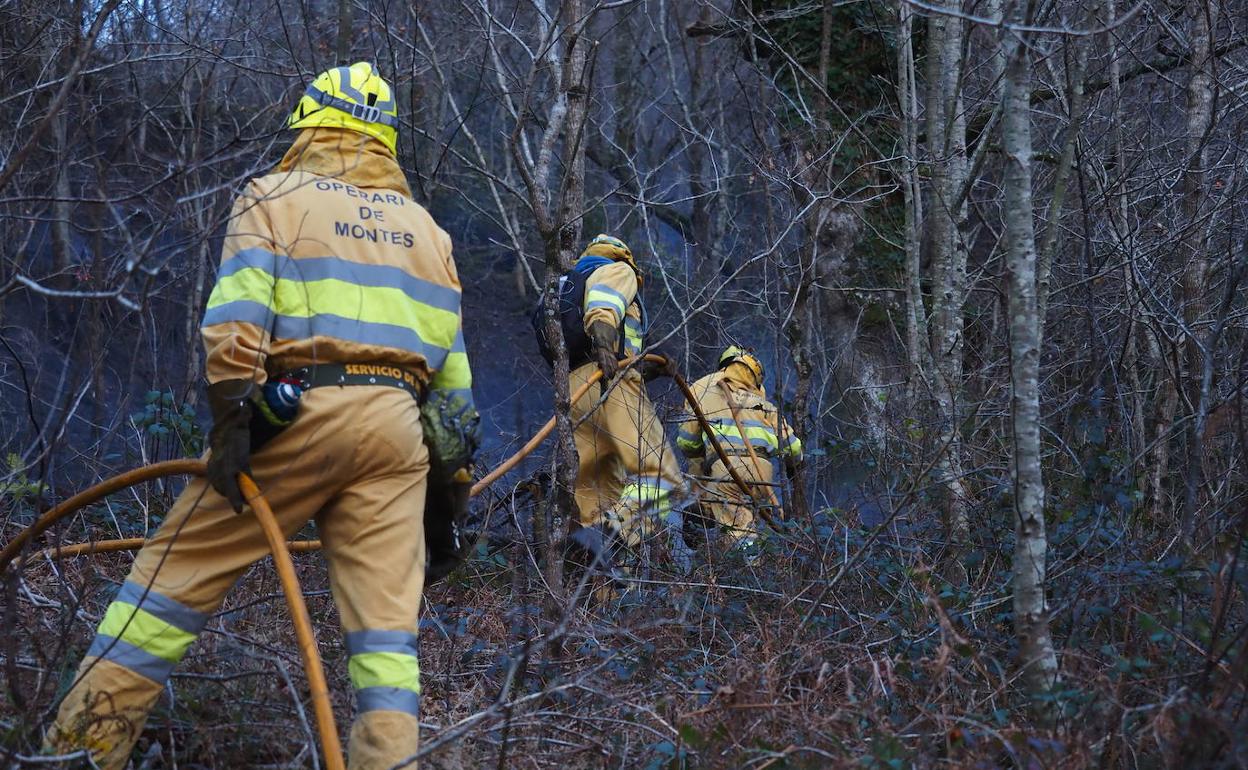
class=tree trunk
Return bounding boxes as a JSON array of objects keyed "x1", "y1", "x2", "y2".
[
  {"x1": 923, "y1": 0, "x2": 970, "y2": 545},
  {"x1": 683, "y1": 3, "x2": 717, "y2": 357},
  {"x1": 779, "y1": 0, "x2": 837, "y2": 523},
  {"x1": 50, "y1": 111, "x2": 73, "y2": 275},
  {"x1": 1179, "y1": 0, "x2": 1220, "y2": 543},
  {"x1": 541, "y1": 0, "x2": 593, "y2": 607},
  {"x1": 784, "y1": 250, "x2": 815, "y2": 522},
  {"x1": 897, "y1": 1, "x2": 929, "y2": 396},
  {"x1": 1001, "y1": 0, "x2": 1059, "y2": 708},
  {"x1": 1105, "y1": 0, "x2": 1147, "y2": 461},
  {"x1": 1036, "y1": 35, "x2": 1088, "y2": 334},
  {"x1": 47, "y1": 15, "x2": 74, "y2": 275}
]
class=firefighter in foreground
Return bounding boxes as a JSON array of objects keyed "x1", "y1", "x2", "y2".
[
  {"x1": 551, "y1": 235, "x2": 686, "y2": 580},
  {"x1": 677, "y1": 346, "x2": 802, "y2": 548},
  {"x1": 46, "y1": 63, "x2": 475, "y2": 769}
]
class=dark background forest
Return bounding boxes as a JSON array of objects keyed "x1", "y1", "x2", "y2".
[{"x1": 2, "y1": 0, "x2": 1247, "y2": 767}]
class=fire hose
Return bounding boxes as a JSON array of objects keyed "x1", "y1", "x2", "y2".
[{"x1": 0, "y1": 354, "x2": 782, "y2": 768}]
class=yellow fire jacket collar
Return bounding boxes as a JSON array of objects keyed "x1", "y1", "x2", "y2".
[{"x1": 278, "y1": 128, "x2": 413, "y2": 199}]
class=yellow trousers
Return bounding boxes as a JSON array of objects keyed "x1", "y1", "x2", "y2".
[
  {"x1": 700, "y1": 454, "x2": 774, "y2": 543},
  {"x1": 47, "y1": 386, "x2": 428, "y2": 770},
  {"x1": 569, "y1": 363, "x2": 684, "y2": 551}
]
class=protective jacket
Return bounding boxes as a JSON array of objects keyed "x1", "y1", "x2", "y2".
[
  {"x1": 582, "y1": 260, "x2": 645, "y2": 358},
  {"x1": 202, "y1": 129, "x2": 473, "y2": 407},
  {"x1": 570, "y1": 260, "x2": 683, "y2": 556},
  {"x1": 678, "y1": 365, "x2": 801, "y2": 542},
  {"x1": 48, "y1": 129, "x2": 464, "y2": 770}
]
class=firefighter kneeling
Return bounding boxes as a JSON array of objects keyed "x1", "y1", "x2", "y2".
[{"x1": 678, "y1": 346, "x2": 802, "y2": 551}]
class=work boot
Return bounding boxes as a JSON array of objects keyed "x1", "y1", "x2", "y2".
[
  {"x1": 734, "y1": 535, "x2": 763, "y2": 566},
  {"x1": 680, "y1": 503, "x2": 713, "y2": 553},
  {"x1": 668, "y1": 519, "x2": 696, "y2": 576},
  {"x1": 564, "y1": 525, "x2": 634, "y2": 607}
]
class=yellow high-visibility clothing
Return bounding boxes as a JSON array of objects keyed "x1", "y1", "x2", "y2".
[
  {"x1": 202, "y1": 129, "x2": 473, "y2": 407},
  {"x1": 582, "y1": 261, "x2": 645, "y2": 357},
  {"x1": 571, "y1": 261, "x2": 683, "y2": 551},
  {"x1": 678, "y1": 367, "x2": 801, "y2": 542},
  {"x1": 48, "y1": 128, "x2": 464, "y2": 769}
]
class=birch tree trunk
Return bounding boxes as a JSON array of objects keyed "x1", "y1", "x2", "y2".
[
  {"x1": 557, "y1": 3, "x2": 589, "y2": 269},
  {"x1": 1179, "y1": 0, "x2": 1220, "y2": 542},
  {"x1": 509, "y1": 0, "x2": 596, "y2": 606},
  {"x1": 923, "y1": 0, "x2": 970, "y2": 546},
  {"x1": 546, "y1": 0, "x2": 592, "y2": 600},
  {"x1": 1105, "y1": 0, "x2": 1147, "y2": 460},
  {"x1": 897, "y1": 1, "x2": 929, "y2": 395},
  {"x1": 1001, "y1": 0, "x2": 1059, "y2": 706}
]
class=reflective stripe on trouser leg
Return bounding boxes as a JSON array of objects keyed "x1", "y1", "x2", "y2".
[
  {"x1": 346, "y1": 629, "x2": 421, "y2": 716},
  {"x1": 606, "y1": 474, "x2": 676, "y2": 547},
  {"x1": 46, "y1": 582, "x2": 209, "y2": 770},
  {"x1": 87, "y1": 580, "x2": 209, "y2": 682}
]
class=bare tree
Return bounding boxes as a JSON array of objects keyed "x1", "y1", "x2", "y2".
[
  {"x1": 501, "y1": 0, "x2": 600, "y2": 604},
  {"x1": 1000, "y1": 0, "x2": 1059, "y2": 706},
  {"x1": 922, "y1": 0, "x2": 972, "y2": 547}
]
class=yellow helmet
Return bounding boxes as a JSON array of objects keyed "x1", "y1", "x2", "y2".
[
  {"x1": 288, "y1": 62, "x2": 399, "y2": 155},
  {"x1": 583, "y1": 233, "x2": 641, "y2": 276},
  {"x1": 718, "y1": 345, "x2": 764, "y2": 387}
]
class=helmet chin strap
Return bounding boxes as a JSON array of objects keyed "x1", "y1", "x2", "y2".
[{"x1": 303, "y1": 84, "x2": 398, "y2": 128}]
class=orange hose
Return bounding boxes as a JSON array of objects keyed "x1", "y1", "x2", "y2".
[
  {"x1": 38, "y1": 372, "x2": 601, "y2": 561},
  {"x1": 238, "y1": 473, "x2": 345, "y2": 770},
  {"x1": 20, "y1": 353, "x2": 779, "y2": 564},
  {"x1": 0, "y1": 459, "x2": 204, "y2": 574},
  {"x1": 1, "y1": 354, "x2": 784, "y2": 768},
  {"x1": 34, "y1": 367, "x2": 608, "y2": 563},
  {"x1": 0, "y1": 461, "x2": 345, "y2": 770},
  {"x1": 42, "y1": 537, "x2": 323, "y2": 559},
  {"x1": 470, "y1": 369, "x2": 603, "y2": 495}
]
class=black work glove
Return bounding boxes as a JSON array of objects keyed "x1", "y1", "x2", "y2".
[
  {"x1": 637, "y1": 352, "x2": 676, "y2": 383},
  {"x1": 425, "y1": 471, "x2": 473, "y2": 585},
  {"x1": 206, "y1": 379, "x2": 255, "y2": 513},
  {"x1": 588, "y1": 320, "x2": 620, "y2": 393}
]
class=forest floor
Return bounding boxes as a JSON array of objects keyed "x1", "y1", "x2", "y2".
[{"x1": 2, "y1": 485, "x2": 1244, "y2": 769}]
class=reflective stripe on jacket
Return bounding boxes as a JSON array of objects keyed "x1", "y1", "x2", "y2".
[
  {"x1": 677, "y1": 371, "x2": 802, "y2": 461},
  {"x1": 582, "y1": 261, "x2": 644, "y2": 356},
  {"x1": 202, "y1": 129, "x2": 473, "y2": 406}
]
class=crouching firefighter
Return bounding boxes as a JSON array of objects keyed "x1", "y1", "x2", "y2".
[
  {"x1": 532, "y1": 234, "x2": 687, "y2": 587},
  {"x1": 677, "y1": 346, "x2": 802, "y2": 550},
  {"x1": 46, "y1": 62, "x2": 477, "y2": 770}
]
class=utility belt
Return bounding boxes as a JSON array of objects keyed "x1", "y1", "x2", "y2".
[
  {"x1": 250, "y1": 362, "x2": 425, "y2": 450},
  {"x1": 282, "y1": 362, "x2": 426, "y2": 403}
]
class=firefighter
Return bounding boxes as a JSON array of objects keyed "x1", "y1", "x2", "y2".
[
  {"x1": 45, "y1": 63, "x2": 472, "y2": 769},
  {"x1": 677, "y1": 346, "x2": 802, "y2": 548},
  {"x1": 565, "y1": 234, "x2": 686, "y2": 579}
]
